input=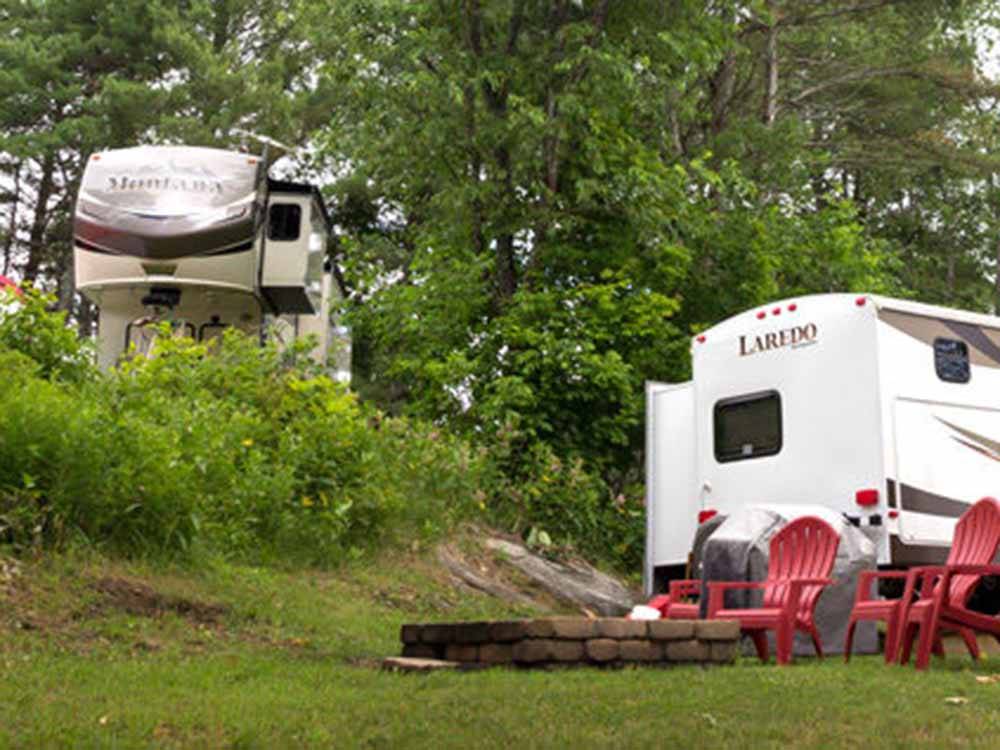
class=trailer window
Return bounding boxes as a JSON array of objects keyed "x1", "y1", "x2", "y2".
[
  {"x1": 714, "y1": 391, "x2": 782, "y2": 463},
  {"x1": 934, "y1": 338, "x2": 970, "y2": 383},
  {"x1": 268, "y1": 203, "x2": 301, "y2": 241}
]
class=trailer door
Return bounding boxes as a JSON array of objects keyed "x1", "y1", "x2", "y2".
[{"x1": 645, "y1": 382, "x2": 698, "y2": 595}]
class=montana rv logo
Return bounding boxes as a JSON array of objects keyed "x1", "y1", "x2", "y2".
[
  {"x1": 106, "y1": 176, "x2": 224, "y2": 194},
  {"x1": 739, "y1": 323, "x2": 818, "y2": 356}
]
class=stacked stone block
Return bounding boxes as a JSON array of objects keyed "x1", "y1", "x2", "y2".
[{"x1": 399, "y1": 617, "x2": 739, "y2": 668}]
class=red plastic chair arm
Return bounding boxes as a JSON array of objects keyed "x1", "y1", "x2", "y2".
[
  {"x1": 706, "y1": 581, "x2": 768, "y2": 617},
  {"x1": 937, "y1": 563, "x2": 1000, "y2": 576},
  {"x1": 707, "y1": 578, "x2": 834, "y2": 618},
  {"x1": 854, "y1": 570, "x2": 910, "y2": 604},
  {"x1": 668, "y1": 579, "x2": 702, "y2": 602},
  {"x1": 906, "y1": 565, "x2": 947, "y2": 576}
]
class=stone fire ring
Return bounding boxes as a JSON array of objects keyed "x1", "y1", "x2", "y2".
[{"x1": 384, "y1": 617, "x2": 740, "y2": 671}]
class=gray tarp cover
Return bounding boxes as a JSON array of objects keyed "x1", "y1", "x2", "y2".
[{"x1": 696, "y1": 505, "x2": 878, "y2": 655}]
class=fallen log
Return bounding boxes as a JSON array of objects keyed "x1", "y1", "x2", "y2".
[{"x1": 484, "y1": 538, "x2": 635, "y2": 616}]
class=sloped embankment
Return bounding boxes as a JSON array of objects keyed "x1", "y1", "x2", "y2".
[{"x1": 0, "y1": 528, "x2": 638, "y2": 662}]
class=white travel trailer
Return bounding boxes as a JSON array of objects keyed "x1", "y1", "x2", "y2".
[
  {"x1": 645, "y1": 293, "x2": 1000, "y2": 595},
  {"x1": 73, "y1": 145, "x2": 350, "y2": 377}
]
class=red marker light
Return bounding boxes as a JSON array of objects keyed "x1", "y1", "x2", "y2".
[
  {"x1": 888, "y1": 510, "x2": 899, "y2": 519},
  {"x1": 855, "y1": 489, "x2": 879, "y2": 507},
  {"x1": 856, "y1": 296, "x2": 867, "y2": 307},
  {"x1": 772, "y1": 307, "x2": 781, "y2": 315},
  {"x1": 698, "y1": 509, "x2": 718, "y2": 524},
  {"x1": 696, "y1": 335, "x2": 706, "y2": 344},
  {"x1": 91, "y1": 154, "x2": 101, "y2": 161},
  {"x1": 756, "y1": 311, "x2": 766, "y2": 320},
  {"x1": 788, "y1": 303, "x2": 797, "y2": 312}
]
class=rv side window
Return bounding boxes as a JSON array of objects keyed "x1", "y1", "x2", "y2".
[
  {"x1": 268, "y1": 203, "x2": 301, "y2": 241},
  {"x1": 714, "y1": 391, "x2": 782, "y2": 463},
  {"x1": 934, "y1": 338, "x2": 970, "y2": 383}
]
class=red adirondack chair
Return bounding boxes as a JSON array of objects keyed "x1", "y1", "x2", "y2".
[
  {"x1": 893, "y1": 497, "x2": 1000, "y2": 670},
  {"x1": 667, "y1": 582, "x2": 701, "y2": 618},
  {"x1": 844, "y1": 496, "x2": 1000, "y2": 665},
  {"x1": 900, "y1": 563, "x2": 1000, "y2": 670},
  {"x1": 705, "y1": 516, "x2": 840, "y2": 665},
  {"x1": 638, "y1": 514, "x2": 726, "y2": 620},
  {"x1": 635, "y1": 585, "x2": 699, "y2": 620}
]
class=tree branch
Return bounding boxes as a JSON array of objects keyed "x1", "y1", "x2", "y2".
[
  {"x1": 740, "y1": 0, "x2": 904, "y2": 35},
  {"x1": 786, "y1": 65, "x2": 911, "y2": 107}
]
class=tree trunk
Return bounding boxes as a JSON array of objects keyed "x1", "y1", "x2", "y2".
[
  {"x1": 993, "y1": 181, "x2": 1000, "y2": 314},
  {"x1": 492, "y1": 134, "x2": 516, "y2": 304},
  {"x1": 23, "y1": 151, "x2": 56, "y2": 283},
  {"x1": 494, "y1": 229, "x2": 517, "y2": 305},
  {"x1": 709, "y1": 50, "x2": 737, "y2": 135},
  {"x1": 212, "y1": 1, "x2": 231, "y2": 53},
  {"x1": 994, "y1": 234, "x2": 1000, "y2": 314},
  {"x1": 57, "y1": 259, "x2": 74, "y2": 312},
  {"x1": 464, "y1": 84, "x2": 486, "y2": 258},
  {"x1": 76, "y1": 297, "x2": 96, "y2": 339},
  {"x1": 762, "y1": 16, "x2": 779, "y2": 126},
  {"x1": 2, "y1": 163, "x2": 20, "y2": 276}
]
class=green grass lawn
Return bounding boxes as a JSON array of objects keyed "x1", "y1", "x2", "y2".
[{"x1": 2, "y1": 550, "x2": 1000, "y2": 749}]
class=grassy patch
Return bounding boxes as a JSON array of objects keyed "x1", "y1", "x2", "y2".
[{"x1": 2, "y1": 550, "x2": 1000, "y2": 748}]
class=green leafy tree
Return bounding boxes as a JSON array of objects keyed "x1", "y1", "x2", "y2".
[
  {"x1": 316, "y1": 2, "x2": 894, "y2": 526},
  {"x1": 685, "y1": 0, "x2": 1000, "y2": 309}
]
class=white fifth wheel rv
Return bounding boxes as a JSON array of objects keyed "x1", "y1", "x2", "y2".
[
  {"x1": 73, "y1": 145, "x2": 350, "y2": 377},
  {"x1": 645, "y1": 293, "x2": 1000, "y2": 596}
]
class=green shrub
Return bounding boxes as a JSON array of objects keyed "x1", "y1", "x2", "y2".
[
  {"x1": 0, "y1": 351, "x2": 104, "y2": 548},
  {"x1": 0, "y1": 286, "x2": 95, "y2": 384},
  {"x1": 0, "y1": 312, "x2": 489, "y2": 564},
  {"x1": 0, "y1": 296, "x2": 640, "y2": 571},
  {"x1": 482, "y1": 417, "x2": 644, "y2": 570}
]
